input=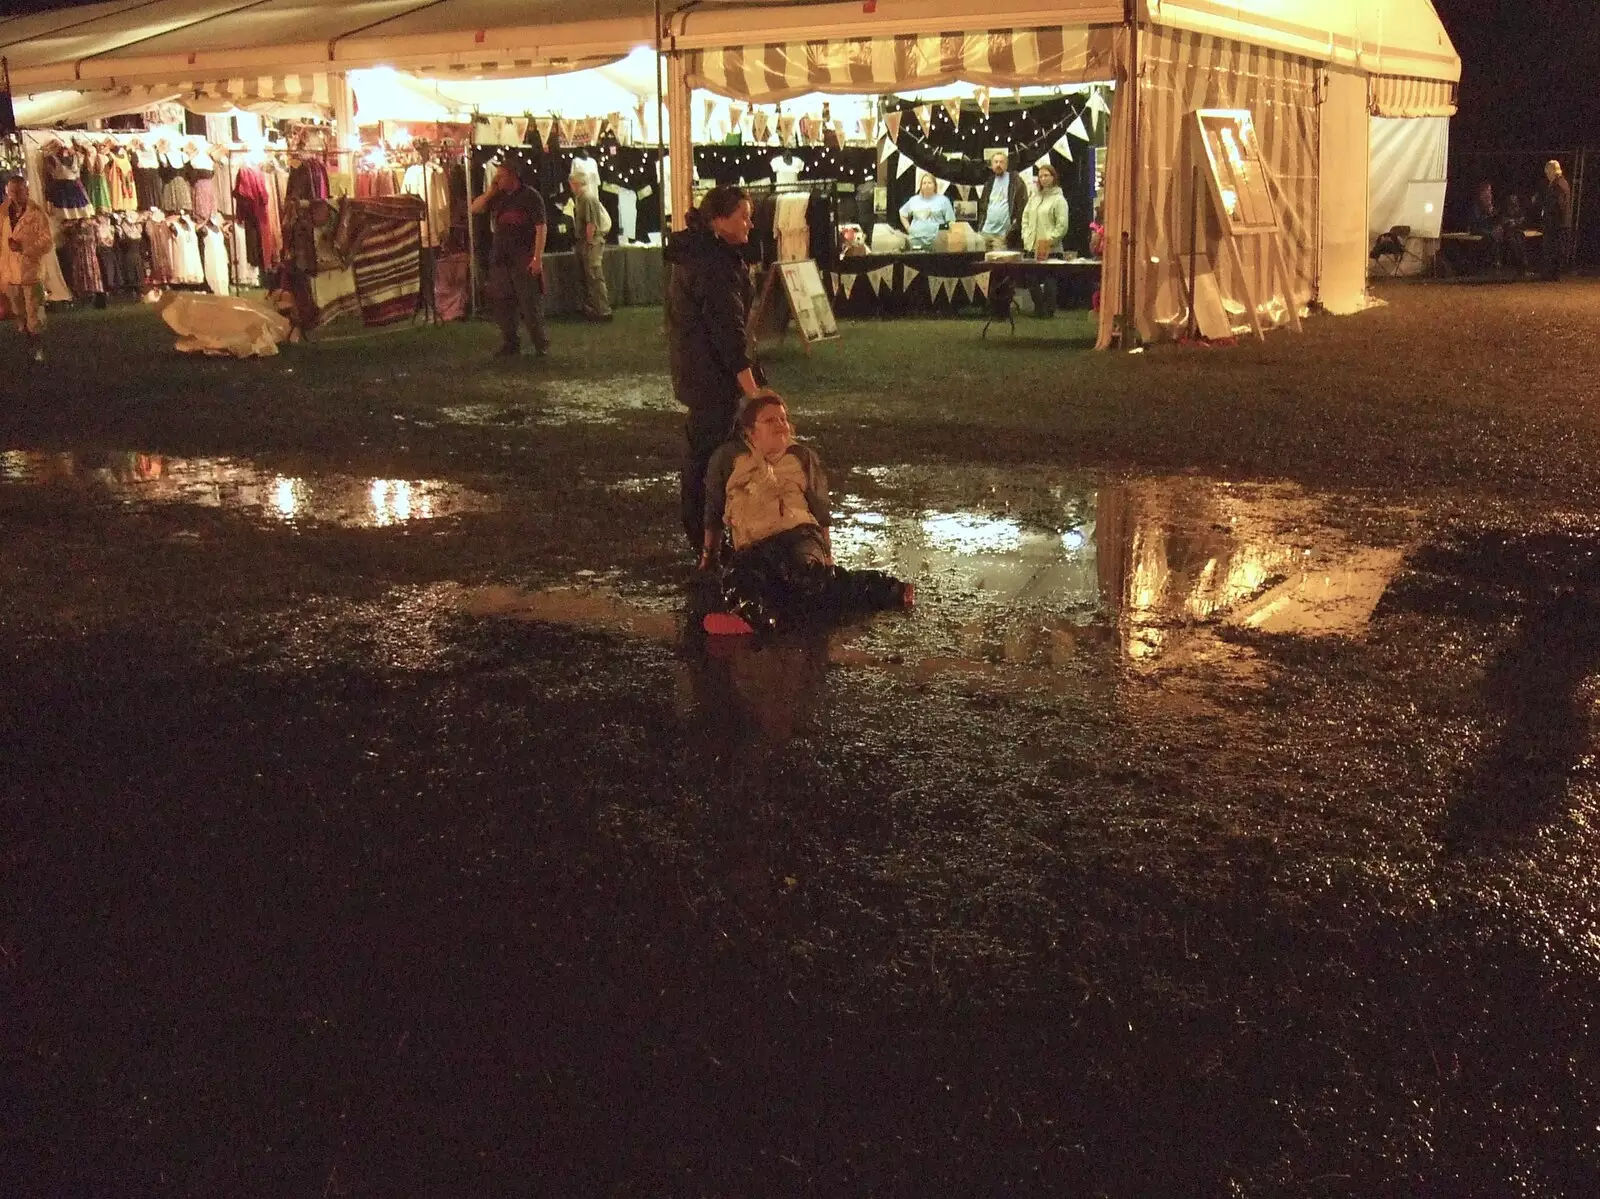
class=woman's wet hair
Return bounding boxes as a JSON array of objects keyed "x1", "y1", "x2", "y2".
[
  {"x1": 688, "y1": 185, "x2": 750, "y2": 231},
  {"x1": 738, "y1": 392, "x2": 787, "y2": 430}
]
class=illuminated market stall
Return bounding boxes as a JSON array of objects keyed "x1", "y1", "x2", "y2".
[{"x1": 1, "y1": 0, "x2": 1461, "y2": 346}]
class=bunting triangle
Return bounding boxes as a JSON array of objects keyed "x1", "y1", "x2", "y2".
[
  {"x1": 942, "y1": 98, "x2": 962, "y2": 127},
  {"x1": 896, "y1": 153, "x2": 916, "y2": 178},
  {"x1": 973, "y1": 271, "x2": 991, "y2": 297},
  {"x1": 1066, "y1": 115, "x2": 1090, "y2": 142},
  {"x1": 903, "y1": 266, "x2": 920, "y2": 290},
  {"x1": 884, "y1": 111, "x2": 902, "y2": 141},
  {"x1": 961, "y1": 277, "x2": 977, "y2": 301},
  {"x1": 1088, "y1": 88, "x2": 1111, "y2": 116},
  {"x1": 914, "y1": 105, "x2": 933, "y2": 135},
  {"x1": 879, "y1": 140, "x2": 897, "y2": 164},
  {"x1": 977, "y1": 87, "x2": 991, "y2": 117},
  {"x1": 1053, "y1": 135, "x2": 1074, "y2": 162}
]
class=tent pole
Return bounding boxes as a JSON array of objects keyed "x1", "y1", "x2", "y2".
[
  {"x1": 1117, "y1": 2, "x2": 1141, "y2": 349},
  {"x1": 655, "y1": 0, "x2": 667, "y2": 236},
  {"x1": 665, "y1": 48, "x2": 693, "y2": 233},
  {"x1": 330, "y1": 71, "x2": 356, "y2": 154}
]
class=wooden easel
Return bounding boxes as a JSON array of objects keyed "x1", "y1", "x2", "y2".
[
  {"x1": 1190, "y1": 109, "x2": 1303, "y2": 341},
  {"x1": 749, "y1": 263, "x2": 818, "y2": 355}
]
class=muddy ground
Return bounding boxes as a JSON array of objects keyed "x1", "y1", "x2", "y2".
[{"x1": 2, "y1": 285, "x2": 1599, "y2": 1196}]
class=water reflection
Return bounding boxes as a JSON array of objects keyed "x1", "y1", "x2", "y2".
[
  {"x1": 464, "y1": 474, "x2": 1411, "y2": 737},
  {"x1": 0, "y1": 449, "x2": 490, "y2": 528}
]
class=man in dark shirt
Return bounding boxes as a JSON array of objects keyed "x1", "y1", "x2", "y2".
[
  {"x1": 1539, "y1": 159, "x2": 1574, "y2": 281},
  {"x1": 471, "y1": 162, "x2": 549, "y2": 356}
]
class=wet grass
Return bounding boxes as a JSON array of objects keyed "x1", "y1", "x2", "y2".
[{"x1": 3, "y1": 286, "x2": 1600, "y2": 1195}]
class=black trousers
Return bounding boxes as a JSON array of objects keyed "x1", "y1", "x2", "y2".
[
  {"x1": 719, "y1": 525, "x2": 906, "y2": 631},
  {"x1": 681, "y1": 398, "x2": 739, "y2": 551},
  {"x1": 487, "y1": 263, "x2": 549, "y2": 351},
  {"x1": 1545, "y1": 227, "x2": 1574, "y2": 280}
]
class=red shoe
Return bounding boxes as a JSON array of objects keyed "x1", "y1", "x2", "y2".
[{"x1": 702, "y1": 611, "x2": 755, "y2": 636}]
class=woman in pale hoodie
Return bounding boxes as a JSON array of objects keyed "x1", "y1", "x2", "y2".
[
  {"x1": 1, "y1": 176, "x2": 55, "y2": 363},
  {"x1": 699, "y1": 392, "x2": 914, "y2": 635},
  {"x1": 1021, "y1": 163, "x2": 1069, "y2": 317}
]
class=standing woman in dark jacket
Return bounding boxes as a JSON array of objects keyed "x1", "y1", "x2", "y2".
[{"x1": 665, "y1": 186, "x2": 763, "y2": 551}]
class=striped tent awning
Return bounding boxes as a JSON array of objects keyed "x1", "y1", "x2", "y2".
[
  {"x1": 687, "y1": 25, "x2": 1121, "y2": 103},
  {"x1": 1369, "y1": 74, "x2": 1456, "y2": 119},
  {"x1": 167, "y1": 73, "x2": 334, "y2": 112}
]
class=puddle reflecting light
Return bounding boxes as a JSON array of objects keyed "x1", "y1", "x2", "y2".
[
  {"x1": 272, "y1": 476, "x2": 303, "y2": 520},
  {"x1": 921, "y1": 512, "x2": 1023, "y2": 554}
]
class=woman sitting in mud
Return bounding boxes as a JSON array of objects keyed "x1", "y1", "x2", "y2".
[{"x1": 699, "y1": 392, "x2": 914, "y2": 635}]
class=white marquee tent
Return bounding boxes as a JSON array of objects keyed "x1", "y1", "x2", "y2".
[{"x1": 3, "y1": 0, "x2": 1460, "y2": 346}]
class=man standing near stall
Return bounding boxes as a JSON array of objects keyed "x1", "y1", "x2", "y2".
[
  {"x1": 1539, "y1": 159, "x2": 1574, "y2": 281},
  {"x1": 568, "y1": 168, "x2": 613, "y2": 322},
  {"x1": 1, "y1": 175, "x2": 54, "y2": 364},
  {"x1": 471, "y1": 161, "x2": 549, "y2": 357},
  {"x1": 975, "y1": 150, "x2": 1027, "y2": 252}
]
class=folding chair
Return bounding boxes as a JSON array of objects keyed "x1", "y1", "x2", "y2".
[{"x1": 1369, "y1": 225, "x2": 1418, "y2": 277}]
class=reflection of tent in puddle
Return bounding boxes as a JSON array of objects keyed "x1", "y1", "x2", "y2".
[
  {"x1": 460, "y1": 473, "x2": 1401, "y2": 691},
  {"x1": 0, "y1": 450, "x2": 492, "y2": 528},
  {"x1": 1095, "y1": 480, "x2": 1407, "y2": 661},
  {"x1": 470, "y1": 475, "x2": 1410, "y2": 686}
]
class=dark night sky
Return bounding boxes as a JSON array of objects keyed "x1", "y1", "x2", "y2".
[
  {"x1": 1433, "y1": 0, "x2": 1600, "y2": 148},
  {"x1": 2, "y1": 0, "x2": 1597, "y2": 147}
]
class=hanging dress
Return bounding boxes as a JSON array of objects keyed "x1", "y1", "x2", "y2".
[
  {"x1": 188, "y1": 147, "x2": 217, "y2": 220},
  {"x1": 200, "y1": 222, "x2": 231, "y2": 295},
  {"x1": 106, "y1": 149, "x2": 139, "y2": 212},
  {"x1": 45, "y1": 151, "x2": 95, "y2": 219},
  {"x1": 160, "y1": 150, "x2": 194, "y2": 213},
  {"x1": 116, "y1": 215, "x2": 148, "y2": 288},
  {"x1": 172, "y1": 217, "x2": 205, "y2": 284},
  {"x1": 64, "y1": 222, "x2": 104, "y2": 296},
  {"x1": 94, "y1": 214, "x2": 121, "y2": 291},
  {"x1": 132, "y1": 145, "x2": 163, "y2": 211},
  {"x1": 84, "y1": 148, "x2": 113, "y2": 213},
  {"x1": 145, "y1": 218, "x2": 176, "y2": 285}
]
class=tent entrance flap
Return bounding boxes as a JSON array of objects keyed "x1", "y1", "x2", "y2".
[{"x1": 686, "y1": 25, "x2": 1120, "y2": 103}]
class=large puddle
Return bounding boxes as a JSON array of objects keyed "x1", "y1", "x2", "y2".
[
  {"x1": 0, "y1": 450, "x2": 493, "y2": 527},
  {"x1": 434, "y1": 374, "x2": 676, "y2": 428},
  {"x1": 465, "y1": 473, "x2": 1415, "y2": 698}
]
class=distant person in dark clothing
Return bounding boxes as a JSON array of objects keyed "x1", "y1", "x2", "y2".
[
  {"x1": 665, "y1": 185, "x2": 764, "y2": 553},
  {"x1": 1467, "y1": 180, "x2": 1501, "y2": 270},
  {"x1": 1502, "y1": 193, "x2": 1530, "y2": 275},
  {"x1": 1540, "y1": 159, "x2": 1574, "y2": 280},
  {"x1": 470, "y1": 162, "x2": 549, "y2": 357}
]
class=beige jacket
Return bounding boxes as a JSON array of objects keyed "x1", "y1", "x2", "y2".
[{"x1": 1, "y1": 199, "x2": 55, "y2": 288}]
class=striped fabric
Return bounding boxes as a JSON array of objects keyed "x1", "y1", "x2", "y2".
[
  {"x1": 174, "y1": 74, "x2": 333, "y2": 109},
  {"x1": 1368, "y1": 74, "x2": 1457, "y2": 118},
  {"x1": 1098, "y1": 26, "x2": 1319, "y2": 348},
  {"x1": 338, "y1": 195, "x2": 425, "y2": 328},
  {"x1": 686, "y1": 25, "x2": 1120, "y2": 102}
]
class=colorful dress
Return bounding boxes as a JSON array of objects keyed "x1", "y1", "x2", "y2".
[{"x1": 44, "y1": 151, "x2": 94, "y2": 219}]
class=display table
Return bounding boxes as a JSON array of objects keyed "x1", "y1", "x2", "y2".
[
  {"x1": 481, "y1": 244, "x2": 664, "y2": 316},
  {"x1": 830, "y1": 251, "x2": 1100, "y2": 317},
  {"x1": 542, "y1": 244, "x2": 664, "y2": 314},
  {"x1": 978, "y1": 259, "x2": 1105, "y2": 336}
]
